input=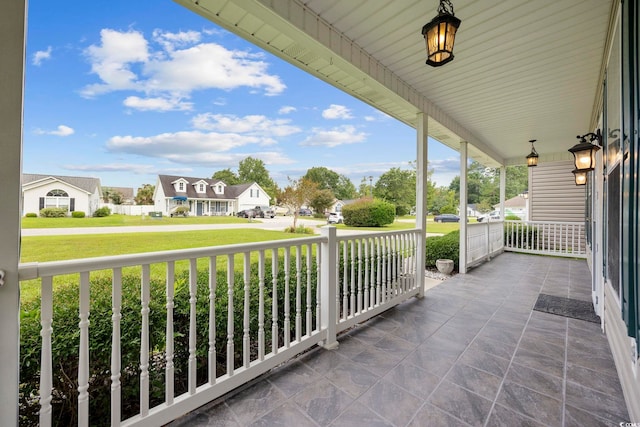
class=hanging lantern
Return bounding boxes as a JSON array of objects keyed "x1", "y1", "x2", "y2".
[
  {"x1": 572, "y1": 169, "x2": 588, "y2": 185},
  {"x1": 421, "y1": 0, "x2": 461, "y2": 67},
  {"x1": 526, "y1": 140, "x2": 539, "y2": 167},
  {"x1": 569, "y1": 130, "x2": 602, "y2": 172}
]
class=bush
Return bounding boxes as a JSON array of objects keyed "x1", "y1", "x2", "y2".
[
  {"x1": 92, "y1": 207, "x2": 111, "y2": 217},
  {"x1": 425, "y1": 230, "x2": 460, "y2": 271},
  {"x1": 25, "y1": 213, "x2": 37, "y2": 218},
  {"x1": 71, "y1": 211, "x2": 85, "y2": 218},
  {"x1": 284, "y1": 225, "x2": 314, "y2": 234},
  {"x1": 505, "y1": 214, "x2": 521, "y2": 220},
  {"x1": 39, "y1": 208, "x2": 67, "y2": 218},
  {"x1": 395, "y1": 204, "x2": 410, "y2": 216},
  {"x1": 342, "y1": 199, "x2": 395, "y2": 227}
]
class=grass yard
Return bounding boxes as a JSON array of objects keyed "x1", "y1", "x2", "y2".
[{"x1": 21, "y1": 214, "x2": 251, "y2": 229}]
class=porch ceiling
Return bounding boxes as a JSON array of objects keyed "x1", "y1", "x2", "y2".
[{"x1": 175, "y1": 0, "x2": 615, "y2": 167}]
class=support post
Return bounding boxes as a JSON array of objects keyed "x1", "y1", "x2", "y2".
[
  {"x1": 416, "y1": 113, "x2": 428, "y2": 297},
  {"x1": 319, "y1": 226, "x2": 338, "y2": 349},
  {"x1": 459, "y1": 141, "x2": 468, "y2": 274},
  {"x1": 0, "y1": 1, "x2": 26, "y2": 424},
  {"x1": 499, "y1": 166, "x2": 506, "y2": 219}
]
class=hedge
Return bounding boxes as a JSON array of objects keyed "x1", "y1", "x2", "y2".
[
  {"x1": 425, "y1": 230, "x2": 460, "y2": 271},
  {"x1": 39, "y1": 208, "x2": 67, "y2": 218},
  {"x1": 71, "y1": 211, "x2": 85, "y2": 218},
  {"x1": 342, "y1": 199, "x2": 395, "y2": 227},
  {"x1": 92, "y1": 207, "x2": 111, "y2": 217}
]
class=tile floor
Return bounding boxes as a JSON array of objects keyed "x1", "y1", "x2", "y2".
[{"x1": 170, "y1": 253, "x2": 630, "y2": 426}]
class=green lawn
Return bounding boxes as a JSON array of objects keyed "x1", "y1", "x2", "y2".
[{"x1": 21, "y1": 214, "x2": 251, "y2": 228}]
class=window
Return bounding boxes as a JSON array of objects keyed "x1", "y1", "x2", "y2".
[
  {"x1": 178, "y1": 182, "x2": 184, "y2": 191},
  {"x1": 45, "y1": 189, "x2": 70, "y2": 210},
  {"x1": 199, "y1": 183, "x2": 204, "y2": 192}
]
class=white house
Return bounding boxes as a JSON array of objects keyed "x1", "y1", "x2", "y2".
[
  {"x1": 22, "y1": 174, "x2": 102, "y2": 217},
  {"x1": 153, "y1": 174, "x2": 271, "y2": 216}
]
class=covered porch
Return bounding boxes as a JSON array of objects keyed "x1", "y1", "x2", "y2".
[{"x1": 172, "y1": 252, "x2": 628, "y2": 426}]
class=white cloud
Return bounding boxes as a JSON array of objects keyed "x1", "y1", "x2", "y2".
[
  {"x1": 32, "y1": 46, "x2": 52, "y2": 66},
  {"x1": 300, "y1": 125, "x2": 366, "y2": 148},
  {"x1": 123, "y1": 96, "x2": 193, "y2": 111},
  {"x1": 278, "y1": 106, "x2": 296, "y2": 114},
  {"x1": 63, "y1": 163, "x2": 194, "y2": 175},
  {"x1": 35, "y1": 125, "x2": 75, "y2": 136},
  {"x1": 81, "y1": 28, "x2": 285, "y2": 99},
  {"x1": 191, "y1": 113, "x2": 301, "y2": 137},
  {"x1": 322, "y1": 104, "x2": 353, "y2": 120}
]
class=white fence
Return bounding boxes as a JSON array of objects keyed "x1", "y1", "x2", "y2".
[
  {"x1": 18, "y1": 227, "x2": 421, "y2": 427},
  {"x1": 466, "y1": 221, "x2": 505, "y2": 268},
  {"x1": 102, "y1": 204, "x2": 156, "y2": 216},
  {"x1": 503, "y1": 220, "x2": 587, "y2": 258}
]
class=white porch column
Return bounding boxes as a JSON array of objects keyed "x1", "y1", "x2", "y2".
[
  {"x1": 0, "y1": 1, "x2": 26, "y2": 424},
  {"x1": 499, "y1": 166, "x2": 506, "y2": 218},
  {"x1": 459, "y1": 142, "x2": 468, "y2": 274},
  {"x1": 416, "y1": 113, "x2": 428, "y2": 297},
  {"x1": 319, "y1": 226, "x2": 338, "y2": 349}
]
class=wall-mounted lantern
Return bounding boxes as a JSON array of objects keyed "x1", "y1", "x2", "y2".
[
  {"x1": 421, "y1": 0, "x2": 461, "y2": 67},
  {"x1": 572, "y1": 169, "x2": 588, "y2": 186},
  {"x1": 568, "y1": 130, "x2": 602, "y2": 172}
]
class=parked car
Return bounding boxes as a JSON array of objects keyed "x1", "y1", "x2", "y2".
[
  {"x1": 298, "y1": 208, "x2": 313, "y2": 216},
  {"x1": 169, "y1": 206, "x2": 189, "y2": 217},
  {"x1": 255, "y1": 205, "x2": 275, "y2": 218},
  {"x1": 327, "y1": 212, "x2": 344, "y2": 224},
  {"x1": 433, "y1": 213, "x2": 460, "y2": 223},
  {"x1": 273, "y1": 206, "x2": 291, "y2": 216},
  {"x1": 237, "y1": 209, "x2": 261, "y2": 218},
  {"x1": 477, "y1": 211, "x2": 501, "y2": 222}
]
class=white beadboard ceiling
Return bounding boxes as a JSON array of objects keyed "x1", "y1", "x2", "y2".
[{"x1": 175, "y1": 0, "x2": 615, "y2": 167}]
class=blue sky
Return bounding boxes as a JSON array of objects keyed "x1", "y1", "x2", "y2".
[{"x1": 23, "y1": 0, "x2": 460, "y2": 192}]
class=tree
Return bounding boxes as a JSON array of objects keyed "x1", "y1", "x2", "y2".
[
  {"x1": 109, "y1": 191, "x2": 124, "y2": 205},
  {"x1": 238, "y1": 157, "x2": 279, "y2": 201},
  {"x1": 212, "y1": 168, "x2": 240, "y2": 185},
  {"x1": 374, "y1": 167, "x2": 416, "y2": 215},
  {"x1": 303, "y1": 167, "x2": 357, "y2": 200},
  {"x1": 309, "y1": 189, "x2": 335, "y2": 214},
  {"x1": 135, "y1": 184, "x2": 155, "y2": 205},
  {"x1": 279, "y1": 177, "x2": 318, "y2": 229}
]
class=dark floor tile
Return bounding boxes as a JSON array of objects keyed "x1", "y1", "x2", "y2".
[
  {"x1": 566, "y1": 363, "x2": 624, "y2": 396},
  {"x1": 476, "y1": 324, "x2": 522, "y2": 346},
  {"x1": 371, "y1": 333, "x2": 416, "y2": 357},
  {"x1": 268, "y1": 360, "x2": 322, "y2": 397},
  {"x1": 428, "y1": 380, "x2": 493, "y2": 427},
  {"x1": 293, "y1": 378, "x2": 354, "y2": 426},
  {"x1": 459, "y1": 348, "x2": 511, "y2": 378},
  {"x1": 324, "y1": 359, "x2": 380, "y2": 398},
  {"x1": 353, "y1": 346, "x2": 403, "y2": 377},
  {"x1": 345, "y1": 324, "x2": 387, "y2": 345},
  {"x1": 336, "y1": 334, "x2": 370, "y2": 359},
  {"x1": 407, "y1": 344, "x2": 461, "y2": 377},
  {"x1": 485, "y1": 403, "x2": 546, "y2": 427},
  {"x1": 226, "y1": 381, "x2": 287, "y2": 425},
  {"x1": 467, "y1": 335, "x2": 517, "y2": 361},
  {"x1": 249, "y1": 402, "x2": 317, "y2": 427},
  {"x1": 385, "y1": 360, "x2": 441, "y2": 400},
  {"x1": 300, "y1": 348, "x2": 348, "y2": 375},
  {"x1": 567, "y1": 317, "x2": 602, "y2": 334},
  {"x1": 565, "y1": 381, "x2": 629, "y2": 423},
  {"x1": 359, "y1": 379, "x2": 422, "y2": 426},
  {"x1": 496, "y1": 381, "x2": 562, "y2": 426},
  {"x1": 330, "y1": 401, "x2": 393, "y2": 427},
  {"x1": 444, "y1": 363, "x2": 502, "y2": 401},
  {"x1": 567, "y1": 333, "x2": 613, "y2": 359},
  {"x1": 512, "y1": 347, "x2": 564, "y2": 378},
  {"x1": 521, "y1": 326, "x2": 566, "y2": 348},
  {"x1": 407, "y1": 403, "x2": 471, "y2": 427},
  {"x1": 505, "y1": 363, "x2": 563, "y2": 401},
  {"x1": 564, "y1": 404, "x2": 619, "y2": 427},
  {"x1": 517, "y1": 334, "x2": 565, "y2": 361},
  {"x1": 170, "y1": 402, "x2": 240, "y2": 427},
  {"x1": 566, "y1": 346, "x2": 618, "y2": 377}
]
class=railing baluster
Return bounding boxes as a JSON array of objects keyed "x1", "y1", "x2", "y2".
[
  {"x1": 227, "y1": 255, "x2": 235, "y2": 375},
  {"x1": 243, "y1": 252, "x2": 251, "y2": 368},
  {"x1": 342, "y1": 241, "x2": 348, "y2": 319},
  {"x1": 364, "y1": 239, "x2": 370, "y2": 311},
  {"x1": 272, "y1": 249, "x2": 279, "y2": 354},
  {"x1": 208, "y1": 257, "x2": 216, "y2": 384},
  {"x1": 258, "y1": 251, "x2": 265, "y2": 361},
  {"x1": 357, "y1": 240, "x2": 363, "y2": 313},
  {"x1": 78, "y1": 271, "x2": 90, "y2": 426},
  {"x1": 305, "y1": 244, "x2": 312, "y2": 337},
  {"x1": 350, "y1": 240, "x2": 356, "y2": 316},
  {"x1": 166, "y1": 262, "x2": 175, "y2": 402},
  {"x1": 188, "y1": 259, "x2": 197, "y2": 394},
  {"x1": 295, "y1": 245, "x2": 302, "y2": 342},
  {"x1": 376, "y1": 237, "x2": 382, "y2": 305},
  {"x1": 316, "y1": 246, "x2": 321, "y2": 332},
  {"x1": 284, "y1": 249, "x2": 291, "y2": 348},
  {"x1": 39, "y1": 276, "x2": 53, "y2": 427}
]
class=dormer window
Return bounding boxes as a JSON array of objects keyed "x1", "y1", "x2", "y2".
[
  {"x1": 179, "y1": 182, "x2": 184, "y2": 191},
  {"x1": 199, "y1": 183, "x2": 204, "y2": 192},
  {"x1": 217, "y1": 185, "x2": 222, "y2": 193}
]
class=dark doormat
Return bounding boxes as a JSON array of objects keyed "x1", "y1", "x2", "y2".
[{"x1": 533, "y1": 294, "x2": 600, "y2": 323}]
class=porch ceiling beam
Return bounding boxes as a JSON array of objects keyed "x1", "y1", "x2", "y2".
[{"x1": 173, "y1": 0, "x2": 504, "y2": 167}]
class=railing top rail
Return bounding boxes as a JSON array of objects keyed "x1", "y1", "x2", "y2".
[
  {"x1": 335, "y1": 228, "x2": 421, "y2": 243},
  {"x1": 504, "y1": 220, "x2": 585, "y2": 226},
  {"x1": 18, "y1": 235, "x2": 325, "y2": 280}
]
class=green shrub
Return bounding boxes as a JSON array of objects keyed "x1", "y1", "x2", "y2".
[
  {"x1": 395, "y1": 204, "x2": 410, "y2": 216},
  {"x1": 92, "y1": 207, "x2": 111, "y2": 217},
  {"x1": 342, "y1": 199, "x2": 395, "y2": 227},
  {"x1": 505, "y1": 214, "x2": 521, "y2": 220},
  {"x1": 425, "y1": 230, "x2": 460, "y2": 271},
  {"x1": 71, "y1": 211, "x2": 85, "y2": 218},
  {"x1": 25, "y1": 213, "x2": 37, "y2": 218},
  {"x1": 284, "y1": 225, "x2": 315, "y2": 234},
  {"x1": 39, "y1": 208, "x2": 67, "y2": 218},
  {"x1": 19, "y1": 257, "x2": 318, "y2": 426}
]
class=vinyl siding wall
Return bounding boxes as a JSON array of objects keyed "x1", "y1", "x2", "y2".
[{"x1": 530, "y1": 160, "x2": 586, "y2": 222}]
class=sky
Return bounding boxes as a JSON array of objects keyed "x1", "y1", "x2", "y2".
[{"x1": 23, "y1": 0, "x2": 461, "y2": 193}]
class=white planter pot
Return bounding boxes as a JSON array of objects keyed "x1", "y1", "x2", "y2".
[{"x1": 436, "y1": 259, "x2": 454, "y2": 275}]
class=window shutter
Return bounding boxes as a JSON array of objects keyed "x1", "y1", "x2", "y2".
[
  {"x1": 70, "y1": 198, "x2": 75, "y2": 212},
  {"x1": 39, "y1": 197, "x2": 44, "y2": 210}
]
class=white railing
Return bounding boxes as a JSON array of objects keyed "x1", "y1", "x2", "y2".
[
  {"x1": 18, "y1": 227, "x2": 421, "y2": 427},
  {"x1": 466, "y1": 221, "x2": 505, "y2": 268},
  {"x1": 504, "y1": 220, "x2": 587, "y2": 258}
]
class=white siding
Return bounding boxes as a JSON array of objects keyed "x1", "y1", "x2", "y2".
[
  {"x1": 23, "y1": 182, "x2": 92, "y2": 216},
  {"x1": 530, "y1": 160, "x2": 586, "y2": 222}
]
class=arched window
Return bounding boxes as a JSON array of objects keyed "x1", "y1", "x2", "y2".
[{"x1": 44, "y1": 189, "x2": 71, "y2": 211}]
